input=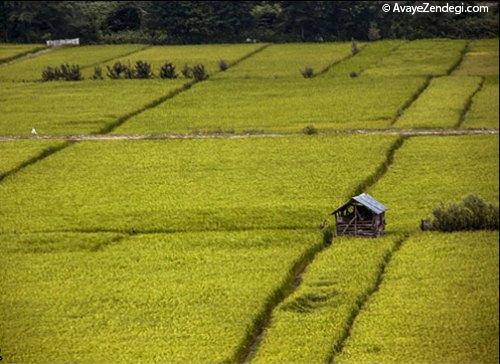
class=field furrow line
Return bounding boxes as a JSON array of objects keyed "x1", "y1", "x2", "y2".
[
  {"x1": 448, "y1": 41, "x2": 470, "y2": 75},
  {"x1": 231, "y1": 238, "x2": 329, "y2": 363},
  {"x1": 82, "y1": 44, "x2": 152, "y2": 71},
  {"x1": 326, "y1": 234, "x2": 410, "y2": 363},
  {"x1": 315, "y1": 44, "x2": 367, "y2": 77},
  {"x1": 455, "y1": 76, "x2": 486, "y2": 128},
  {"x1": 0, "y1": 141, "x2": 73, "y2": 183},
  {"x1": 359, "y1": 40, "x2": 407, "y2": 76},
  {"x1": 0, "y1": 46, "x2": 50, "y2": 66},
  {"x1": 390, "y1": 76, "x2": 433, "y2": 125}
]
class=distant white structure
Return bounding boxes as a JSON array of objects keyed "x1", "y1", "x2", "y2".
[
  {"x1": 46, "y1": 38, "x2": 80, "y2": 47},
  {"x1": 31, "y1": 128, "x2": 37, "y2": 136}
]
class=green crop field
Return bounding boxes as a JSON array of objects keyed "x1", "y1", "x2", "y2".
[
  {"x1": 0, "y1": 140, "x2": 64, "y2": 175},
  {"x1": 0, "y1": 135, "x2": 395, "y2": 233},
  {"x1": 455, "y1": 39, "x2": 499, "y2": 76},
  {"x1": 116, "y1": 76, "x2": 426, "y2": 133},
  {"x1": 369, "y1": 135, "x2": 499, "y2": 233},
  {"x1": 0, "y1": 37, "x2": 498, "y2": 364},
  {"x1": 0, "y1": 230, "x2": 319, "y2": 362},
  {"x1": 216, "y1": 43, "x2": 353, "y2": 79},
  {"x1": 0, "y1": 43, "x2": 44, "y2": 62},
  {"x1": 395, "y1": 76, "x2": 482, "y2": 128},
  {"x1": 464, "y1": 77, "x2": 499, "y2": 128},
  {"x1": 337, "y1": 231, "x2": 499, "y2": 363},
  {"x1": 0, "y1": 44, "x2": 146, "y2": 81},
  {"x1": 253, "y1": 236, "x2": 399, "y2": 363},
  {"x1": 0, "y1": 79, "x2": 185, "y2": 135},
  {"x1": 364, "y1": 39, "x2": 466, "y2": 77}
]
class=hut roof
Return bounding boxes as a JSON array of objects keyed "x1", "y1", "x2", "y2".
[{"x1": 332, "y1": 193, "x2": 387, "y2": 215}]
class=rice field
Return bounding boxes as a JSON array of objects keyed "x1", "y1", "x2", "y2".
[
  {"x1": 0, "y1": 230, "x2": 319, "y2": 362},
  {"x1": 0, "y1": 79, "x2": 185, "y2": 135},
  {"x1": 116, "y1": 76, "x2": 426, "y2": 133},
  {"x1": 0, "y1": 44, "x2": 146, "y2": 81},
  {"x1": 215, "y1": 43, "x2": 353, "y2": 79},
  {"x1": 0, "y1": 43, "x2": 44, "y2": 62},
  {"x1": 0, "y1": 140, "x2": 64, "y2": 175},
  {"x1": 395, "y1": 76, "x2": 482, "y2": 128},
  {"x1": 364, "y1": 39, "x2": 466, "y2": 77},
  {"x1": 0, "y1": 135, "x2": 395, "y2": 233},
  {"x1": 337, "y1": 231, "x2": 499, "y2": 363},
  {"x1": 369, "y1": 135, "x2": 499, "y2": 233},
  {"x1": 253, "y1": 236, "x2": 399, "y2": 363},
  {"x1": 0, "y1": 38, "x2": 498, "y2": 363}
]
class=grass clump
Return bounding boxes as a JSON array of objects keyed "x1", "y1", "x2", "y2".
[
  {"x1": 159, "y1": 61, "x2": 177, "y2": 79},
  {"x1": 192, "y1": 64, "x2": 209, "y2": 81},
  {"x1": 218, "y1": 59, "x2": 229, "y2": 71},
  {"x1": 303, "y1": 125, "x2": 318, "y2": 135},
  {"x1": 301, "y1": 66, "x2": 314, "y2": 78},
  {"x1": 427, "y1": 194, "x2": 499, "y2": 232},
  {"x1": 134, "y1": 60, "x2": 153, "y2": 79},
  {"x1": 92, "y1": 66, "x2": 103, "y2": 80},
  {"x1": 181, "y1": 64, "x2": 193, "y2": 79}
]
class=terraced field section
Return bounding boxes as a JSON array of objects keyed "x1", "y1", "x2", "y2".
[
  {"x1": 395, "y1": 76, "x2": 482, "y2": 128},
  {"x1": 0, "y1": 79, "x2": 185, "y2": 135},
  {"x1": 363, "y1": 39, "x2": 466, "y2": 76},
  {"x1": 0, "y1": 230, "x2": 321, "y2": 362},
  {"x1": 216, "y1": 42, "x2": 353, "y2": 79},
  {"x1": 0, "y1": 44, "x2": 146, "y2": 81},
  {"x1": 100, "y1": 43, "x2": 263, "y2": 76},
  {"x1": 116, "y1": 76, "x2": 426, "y2": 133},
  {"x1": 369, "y1": 135, "x2": 499, "y2": 233},
  {"x1": 337, "y1": 231, "x2": 499, "y2": 363},
  {"x1": 325, "y1": 40, "x2": 404, "y2": 77},
  {"x1": 0, "y1": 43, "x2": 44, "y2": 63},
  {"x1": 454, "y1": 38, "x2": 499, "y2": 76},
  {"x1": 463, "y1": 77, "x2": 499, "y2": 128},
  {"x1": 0, "y1": 135, "x2": 396, "y2": 233},
  {"x1": 252, "y1": 235, "x2": 401, "y2": 363},
  {"x1": 0, "y1": 140, "x2": 65, "y2": 176}
]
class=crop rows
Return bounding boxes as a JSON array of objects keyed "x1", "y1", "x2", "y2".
[{"x1": 0, "y1": 43, "x2": 45, "y2": 63}]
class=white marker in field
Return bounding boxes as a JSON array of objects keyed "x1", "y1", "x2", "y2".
[{"x1": 31, "y1": 128, "x2": 38, "y2": 136}]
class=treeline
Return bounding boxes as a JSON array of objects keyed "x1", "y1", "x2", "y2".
[{"x1": 1, "y1": 1, "x2": 498, "y2": 44}]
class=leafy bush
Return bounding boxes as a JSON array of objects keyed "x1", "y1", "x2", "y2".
[
  {"x1": 181, "y1": 64, "x2": 193, "y2": 79},
  {"x1": 134, "y1": 60, "x2": 153, "y2": 79},
  {"x1": 303, "y1": 125, "x2": 318, "y2": 135},
  {"x1": 41, "y1": 64, "x2": 82, "y2": 81},
  {"x1": 300, "y1": 66, "x2": 314, "y2": 78},
  {"x1": 426, "y1": 194, "x2": 499, "y2": 232},
  {"x1": 349, "y1": 71, "x2": 359, "y2": 78},
  {"x1": 159, "y1": 61, "x2": 177, "y2": 79},
  {"x1": 192, "y1": 64, "x2": 209, "y2": 81},
  {"x1": 92, "y1": 66, "x2": 103, "y2": 80},
  {"x1": 218, "y1": 59, "x2": 229, "y2": 71},
  {"x1": 107, "y1": 61, "x2": 128, "y2": 79},
  {"x1": 123, "y1": 63, "x2": 134, "y2": 79},
  {"x1": 41, "y1": 66, "x2": 58, "y2": 81}
]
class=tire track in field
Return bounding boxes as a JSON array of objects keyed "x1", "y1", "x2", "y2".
[
  {"x1": 0, "y1": 44, "x2": 270, "y2": 184},
  {"x1": 326, "y1": 234, "x2": 410, "y2": 363},
  {"x1": 230, "y1": 137, "x2": 407, "y2": 363},
  {"x1": 455, "y1": 76, "x2": 485, "y2": 128}
]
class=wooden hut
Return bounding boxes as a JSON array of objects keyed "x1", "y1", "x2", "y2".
[{"x1": 332, "y1": 193, "x2": 386, "y2": 237}]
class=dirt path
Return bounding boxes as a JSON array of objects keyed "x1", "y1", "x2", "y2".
[{"x1": 0, "y1": 128, "x2": 497, "y2": 142}]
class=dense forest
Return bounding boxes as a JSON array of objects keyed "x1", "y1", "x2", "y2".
[{"x1": 1, "y1": 1, "x2": 498, "y2": 44}]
